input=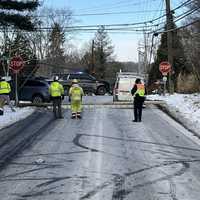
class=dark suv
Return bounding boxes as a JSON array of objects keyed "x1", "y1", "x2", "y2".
[
  {"x1": 60, "y1": 72, "x2": 110, "y2": 95},
  {"x1": 10, "y1": 79, "x2": 51, "y2": 103}
]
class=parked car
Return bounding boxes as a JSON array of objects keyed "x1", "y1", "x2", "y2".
[
  {"x1": 10, "y1": 78, "x2": 51, "y2": 103},
  {"x1": 113, "y1": 72, "x2": 144, "y2": 101},
  {"x1": 59, "y1": 72, "x2": 110, "y2": 95}
]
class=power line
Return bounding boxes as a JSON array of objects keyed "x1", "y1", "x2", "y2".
[
  {"x1": 75, "y1": 0, "x2": 149, "y2": 13},
  {"x1": 175, "y1": 6, "x2": 200, "y2": 22},
  {"x1": 36, "y1": 1, "x2": 196, "y2": 31},
  {"x1": 0, "y1": 0, "x2": 194, "y2": 35},
  {"x1": 36, "y1": 10, "x2": 165, "y2": 18},
  {"x1": 156, "y1": 18, "x2": 200, "y2": 34},
  {"x1": 146, "y1": 0, "x2": 194, "y2": 24},
  {"x1": 148, "y1": 5, "x2": 200, "y2": 34},
  {"x1": 36, "y1": 22, "x2": 159, "y2": 30},
  {"x1": 36, "y1": 0, "x2": 192, "y2": 22},
  {"x1": 153, "y1": 0, "x2": 165, "y2": 47}
]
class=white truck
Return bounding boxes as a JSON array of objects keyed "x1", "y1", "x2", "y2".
[{"x1": 113, "y1": 72, "x2": 144, "y2": 102}]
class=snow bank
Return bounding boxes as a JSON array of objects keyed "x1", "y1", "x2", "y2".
[
  {"x1": 147, "y1": 93, "x2": 200, "y2": 133},
  {"x1": 0, "y1": 106, "x2": 35, "y2": 130}
]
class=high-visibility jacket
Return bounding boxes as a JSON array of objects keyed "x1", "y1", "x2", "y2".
[
  {"x1": 135, "y1": 84, "x2": 145, "y2": 97},
  {"x1": 0, "y1": 81, "x2": 11, "y2": 95},
  {"x1": 69, "y1": 85, "x2": 84, "y2": 101},
  {"x1": 49, "y1": 81, "x2": 64, "y2": 97}
]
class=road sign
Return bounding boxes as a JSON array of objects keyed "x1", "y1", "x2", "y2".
[
  {"x1": 9, "y1": 56, "x2": 24, "y2": 73},
  {"x1": 159, "y1": 61, "x2": 171, "y2": 75},
  {"x1": 163, "y1": 76, "x2": 167, "y2": 82}
]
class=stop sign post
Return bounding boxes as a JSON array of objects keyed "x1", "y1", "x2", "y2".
[
  {"x1": 159, "y1": 61, "x2": 171, "y2": 96},
  {"x1": 9, "y1": 56, "x2": 24, "y2": 106}
]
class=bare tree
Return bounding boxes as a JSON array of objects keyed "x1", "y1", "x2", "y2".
[
  {"x1": 21, "y1": 7, "x2": 74, "y2": 76},
  {"x1": 25, "y1": 7, "x2": 74, "y2": 60}
]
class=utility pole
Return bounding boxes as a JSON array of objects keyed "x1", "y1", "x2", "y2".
[
  {"x1": 91, "y1": 39, "x2": 95, "y2": 75},
  {"x1": 137, "y1": 49, "x2": 141, "y2": 75},
  {"x1": 137, "y1": 41, "x2": 144, "y2": 75},
  {"x1": 165, "y1": 0, "x2": 174, "y2": 93},
  {"x1": 143, "y1": 26, "x2": 148, "y2": 80}
]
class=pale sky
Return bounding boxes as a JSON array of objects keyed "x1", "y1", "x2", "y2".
[{"x1": 43, "y1": 0, "x2": 183, "y2": 62}]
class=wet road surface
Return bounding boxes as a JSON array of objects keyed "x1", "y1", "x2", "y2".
[{"x1": 0, "y1": 105, "x2": 200, "y2": 199}]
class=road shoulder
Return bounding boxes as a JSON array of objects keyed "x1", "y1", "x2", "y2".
[
  {"x1": 156, "y1": 103, "x2": 200, "y2": 145},
  {"x1": 0, "y1": 109, "x2": 54, "y2": 169}
]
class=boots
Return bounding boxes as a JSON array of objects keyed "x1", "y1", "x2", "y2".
[
  {"x1": 77, "y1": 112, "x2": 82, "y2": 119},
  {"x1": 71, "y1": 112, "x2": 82, "y2": 119},
  {"x1": 71, "y1": 113, "x2": 76, "y2": 119}
]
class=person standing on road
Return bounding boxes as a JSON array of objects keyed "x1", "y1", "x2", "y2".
[
  {"x1": 49, "y1": 76, "x2": 64, "y2": 119},
  {"x1": 0, "y1": 76, "x2": 15, "y2": 115},
  {"x1": 69, "y1": 79, "x2": 84, "y2": 119},
  {"x1": 131, "y1": 78, "x2": 146, "y2": 122}
]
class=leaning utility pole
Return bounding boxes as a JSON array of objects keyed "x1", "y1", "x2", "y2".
[{"x1": 165, "y1": 0, "x2": 174, "y2": 93}]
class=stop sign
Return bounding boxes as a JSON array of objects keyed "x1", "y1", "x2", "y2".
[
  {"x1": 159, "y1": 61, "x2": 171, "y2": 75},
  {"x1": 10, "y1": 56, "x2": 24, "y2": 73}
]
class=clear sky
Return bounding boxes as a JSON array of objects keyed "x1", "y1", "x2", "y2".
[{"x1": 43, "y1": 0, "x2": 183, "y2": 62}]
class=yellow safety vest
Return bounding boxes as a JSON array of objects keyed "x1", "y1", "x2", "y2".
[
  {"x1": 69, "y1": 86, "x2": 84, "y2": 101},
  {"x1": 49, "y1": 82, "x2": 64, "y2": 97},
  {"x1": 0, "y1": 81, "x2": 11, "y2": 94},
  {"x1": 135, "y1": 84, "x2": 145, "y2": 97}
]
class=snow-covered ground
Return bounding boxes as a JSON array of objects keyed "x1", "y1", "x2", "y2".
[
  {"x1": 0, "y1": 106, "x2": 35, "y2": 130},
  {"x1": 147, "y1": 93, "x2": 200, "y2": 135}
]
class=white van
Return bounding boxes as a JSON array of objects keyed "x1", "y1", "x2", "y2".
[{"x1": 113, "y1": 72, "x2": 144, "y2": 102}]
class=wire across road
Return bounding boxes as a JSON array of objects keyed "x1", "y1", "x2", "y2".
[{"x1": 18, "y1": 100, "x2": 165, "y2": 109}]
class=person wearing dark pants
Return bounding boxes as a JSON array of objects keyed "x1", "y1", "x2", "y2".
[
  {"x1": 131, "y1": 78, "x2": 146, "y2": 122},
  {"x1": 49, "y1": 76, "x2": 64, "y2": 119},
  {"x1": 52, "y1": 97, "x2": 62, "y2": 118},
  {"x1": 133, "y1": 97, "x2": 145, "y2": 122}
]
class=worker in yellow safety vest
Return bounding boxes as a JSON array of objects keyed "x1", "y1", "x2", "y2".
[
  {"x1": 49, "y1": 76, "x2": 64, "y2": 119},
  {"x1": 131, "y1": 78, "x2": 146, "y2": 122},
  {"x1": 69, "y1": 79, "x2": 84, "y2": 119},
  {"x1": 0, "y1": 76, "x2": 15, "y2": 115}
]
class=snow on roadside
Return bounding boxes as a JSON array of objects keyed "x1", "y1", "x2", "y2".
[
  {"x1": 147, "y1": 93, "x2": 200, "y2": 133},
  {"x1": 0, "y1": 106, "x2": 35, "y2": 130}
]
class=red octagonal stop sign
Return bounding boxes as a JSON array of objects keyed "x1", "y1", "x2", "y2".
[
  {"x1": 159, "y1": 61, "x2": 171, "y2": 75},
  {"x1": 10, "y1": 56, "x2": 24, "y2": 73}
]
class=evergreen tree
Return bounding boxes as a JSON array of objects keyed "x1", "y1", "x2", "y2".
[
  {"x1": 9, "y1": 33, "x2": 37, "y2": 76},
  {"x1": 47, "y1": 23, "x2": 66, "y2": 74},
  {"x1": 93, "y1": 26, "x2": 114, "y2": 79},
  {"x1": 48, "y1": 23, "x2": 65, "y2": 58},
  {"x1": 0, "y1": 0, "x2": 39, "y2": 31}
]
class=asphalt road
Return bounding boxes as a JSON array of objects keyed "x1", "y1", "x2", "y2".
[
  {"x1": 0, "y1": 103, "x2": 200, "y2": 199},
  {"x1": 64, "y1": 95, "x2": 114, "y2": 104}
]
